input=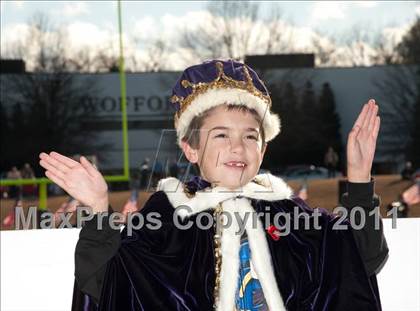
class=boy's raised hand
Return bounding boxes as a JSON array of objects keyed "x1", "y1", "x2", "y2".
[
  {"x1": 39, "y1": 152, "x2": 109, "y2": 214},
  {"x1": 346, "y1": 99, "x2": 380, "y2": 183}
]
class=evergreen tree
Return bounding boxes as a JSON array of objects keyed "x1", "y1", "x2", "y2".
[
  {"x1": 263, "y1": 81, "x2": 314, "y2": 169},
  {"x1": 399, "y1": 18, "x2": 420, "y2": 167},
  {"x1": 408, "y1": 69, "x2": 420, "y2": 168},
  {"x1": 300, "y1": 81, "x2": 325, "y2": 165},
  {"x1": 262, "y1": 81, "x2": 284, "y2": 168},
  {"x1": 397, "y1": 17, "x2": 420, "y2": 64},
  {"x1": 11, "y1": 103, "x2": 25, "y2": 131},
  {"x1": 318, "y1": 82, "x2": 343, "y2": 166},
  {"x1": 260, "y1": 80, "x2": 343, "y2": 170},
  {"x1": 0, "y1": 102, "x2": 10, "y2": 170},
  {"x1": 301, "y1": 81, "x2": 316, "y2": 114},
  {"x1": 281, "y1": 82, "x2": 307, "y2": 165}
]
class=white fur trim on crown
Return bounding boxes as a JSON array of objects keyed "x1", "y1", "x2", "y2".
[{"x1": 176, "y1": 88, "x2": 281, "y2": 147}]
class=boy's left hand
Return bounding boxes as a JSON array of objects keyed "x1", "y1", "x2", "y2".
[{"x1": 346, "y1": 99, "x2": 380, "y2": 183}]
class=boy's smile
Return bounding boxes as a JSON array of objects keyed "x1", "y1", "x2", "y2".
[
  {"x1": 224, "y1": 161, "x2": 247, "y2": 168},
  {"x1": 182, "y1": 105, "x2": 266, "y2": 190}
]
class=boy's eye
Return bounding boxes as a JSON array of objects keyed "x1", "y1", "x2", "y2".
[
  {"x1": 215, "y1": 133, "x2": 228, "y2": 138},
  {"x1": 246, "y1": 135, "x2": 258, "y2": 140}
]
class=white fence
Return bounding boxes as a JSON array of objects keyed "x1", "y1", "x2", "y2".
[{"x1": 1, "y1": 218, "x2": 419, "y2": 311}]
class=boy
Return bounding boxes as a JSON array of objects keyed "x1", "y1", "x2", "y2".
[{"x1": 39, "y1": 60, "x2": 388, "y2": 310}]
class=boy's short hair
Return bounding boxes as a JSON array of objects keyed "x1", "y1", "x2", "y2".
[{"x1": 182, "y1": 104, "x2": 266, "y2": 149}]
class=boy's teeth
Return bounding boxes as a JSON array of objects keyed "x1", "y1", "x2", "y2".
[{"x1": 226, "y1": 162, "x2": 246, "y2": 167}]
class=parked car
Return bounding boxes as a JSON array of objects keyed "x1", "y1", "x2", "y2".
[{"x1": 278, "y1": 165, "x2": 342, "y2": 181}]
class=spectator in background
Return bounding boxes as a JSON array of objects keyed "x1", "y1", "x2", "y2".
[
  {"x1": 2, "y1": 199, "x2": 23, "y2": 229},
  {"x1": 21, "y1": 163, "x2": 37, "y2": 198},
  {"x1": 402, "y1": 181, "x2": 420, "y2": 206},
  {"x1": 297, "y1": 180, "x2": 308, "y2": 201},
  {"x1": 120, "y1": 188, "x2": 140, "y2": 223},
  {"x1": 54, "y1": 188, "x2": 140, "y2": 227},
  {"x1": 21, "y1": 163, "x2": 35, "y2": 178},
  {"x1": 53, "y1": 197, "x2": 80, "y2": 227},
  {"x1": 3, "y1": 166, "x2": 24, "y2": 228},
  {"x1": 169, "y1": 158, "x2": 179, "y2": 178},
  {"x1": 324, "y1": 146, "x2": 339, "y2": 178},
  {"x1": 139, "y1": 158, "x2": 150, "y2": 190},
  {"x1": 152, "y1": 160, "x2": 163, "y2": 186},
  {"x1": 401, "y1": 161, "x2": 414, "y2": 180},
  {"x1": 7, "y1": 166, "x2": 22, "y2": 199},
  {"x1": 387, "y1": 179, "x2": 419, "y2": 219}
]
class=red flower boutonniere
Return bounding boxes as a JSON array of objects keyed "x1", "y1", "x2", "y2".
[{"x1": 267, "y1": 225, "x2": 282, "y2": 241}]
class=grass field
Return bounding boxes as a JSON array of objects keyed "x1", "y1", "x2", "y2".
[{"x1": 1, "y1": 175, "x2": 419, "y2": 230}]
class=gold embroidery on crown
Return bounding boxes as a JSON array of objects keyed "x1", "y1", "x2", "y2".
[{"x1": 171, "y1": 61, "x2": 272, "y2": 127}]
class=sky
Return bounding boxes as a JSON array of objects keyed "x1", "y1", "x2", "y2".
[
  {"x1": 1, "y1": 1, "x2": 419, "y2": 69},
  {"x1": 2, "y1": 1, "x2": 418, "y2": 32}
]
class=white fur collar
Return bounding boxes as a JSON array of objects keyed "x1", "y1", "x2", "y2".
[
  {"x1": 157, "y1": 173, "x2": 293, "y2": 218},
  {"x1": 157, "y1": 173, "x2": 291, "y2": 311}
]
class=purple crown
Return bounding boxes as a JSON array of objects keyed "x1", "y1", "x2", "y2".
[
  {"x1": 170, "y1": 59, "x2": 281, "y2": 146},
  {"x1": 170, "y1": 60, "x2": 271, "y2": 119}
]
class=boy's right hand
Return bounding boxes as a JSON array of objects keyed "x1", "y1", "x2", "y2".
[{"x1": 39, "y1": 152, "x2": 109, "y2": 214}]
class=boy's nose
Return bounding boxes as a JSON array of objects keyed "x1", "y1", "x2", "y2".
[{"x1": 229, "y1": 137, "x2": 245, "y2": 154}]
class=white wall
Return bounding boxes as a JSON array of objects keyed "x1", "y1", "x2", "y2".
[{"x1": 1, "y1": 219, "x2": 419, "y2": 311}]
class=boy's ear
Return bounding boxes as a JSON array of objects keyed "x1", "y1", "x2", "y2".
[{"x1": 180, "y1": 141, "x2": 199, "y2": 163}]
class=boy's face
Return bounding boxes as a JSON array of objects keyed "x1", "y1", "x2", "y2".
[{"x1": 182, "y1": 105, "x2": 266, "y2": 190}]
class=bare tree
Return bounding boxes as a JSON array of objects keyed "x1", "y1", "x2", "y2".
[
  {"x1": 95, "y1": 46, "x2": 120, "y2": 72},
  {"x1": 311, "y1": 35, "x2": 337, "y2": 67},
  {"x1": 263, "y1": 7, "x2": 295, "y2": 55},
  {"x1": 208, "y1": 1, "x2": 259, "y2": 59},
  {"x1": 144, "y1": 39, "x2": 167, "y2": 72},
  {"x1": 179, "y1": 2, "x2": 243, "y2": 61},
  {"x1": 67, "y1": 49, "x2": 102, "y2": 73},
  {"x1": 370, "y1": 32, "x2": 401, "y2": 65},
  {"x1": 310, "y1": 24, "x2": 404, "y2": 67},
  {"x1": 3, "y1": 13, "x2": 69, "y2": 72},
  {"x1": 71, "y1": 40, "x2": 120, "y2": 73},
  {"x1": 132, "y1": 39, "x2": 168, "y2": 72},
  {"x1": 341, "y1": 25, "x2": 376, "y2": 66},
  {"x1": 179, "y1": 2, "x2": 292, "y2": 62},
  {"x1": 0, "y1": 13, "x2": 108, "y2": 173}
]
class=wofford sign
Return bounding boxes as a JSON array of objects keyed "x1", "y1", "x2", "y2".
[{"x1": 80, "y1": 95, "x2": 175, "y2": 115}]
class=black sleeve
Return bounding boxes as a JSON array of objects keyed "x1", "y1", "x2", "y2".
[
  {"x1": 341, "y1": 179, "x2": 389, "y2": 276},
  {"x1": 74, "y1": 211, "x2": 121, "y2": 304}
]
